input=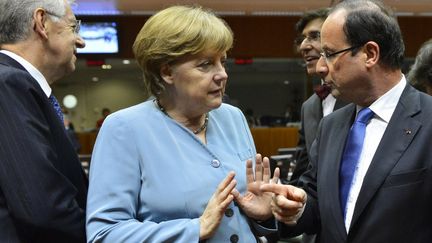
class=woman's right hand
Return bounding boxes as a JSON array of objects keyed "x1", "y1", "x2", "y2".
[{"x1": 199, "y1": 172, "x2": 237, "y2": 240}]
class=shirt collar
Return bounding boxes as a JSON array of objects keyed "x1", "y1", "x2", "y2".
[
  {"x1": 0, "y1": 50, "x2": 51, "y2": 98},
  {"x1": 356, "y1": 74, "x2": 406, "y2": 123}
]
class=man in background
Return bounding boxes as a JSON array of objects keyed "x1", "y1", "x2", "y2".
[
  {"x1": 263, "y1": 1, "x2": 432, "y2": 242},
  {"x1": 96, "y1": 107, "x2": 111, "y2": 129},
  {"x1": 290, "y1": 8, "x2": 348, "y2": 186},
  {"x1": 407, "y1": 38, "x2": 432, "y2": 95},
  {"x1": 0, "y1": 0, "x2": 87, "y2": 241}
]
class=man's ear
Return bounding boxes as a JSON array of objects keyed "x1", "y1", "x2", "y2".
[
  {"x1": 160, "y1": 63, "x2": 174, "y2": 84},
  {"x1": 33, "y1": 8, "x2": 49, "y2": 39},
  {"x1": 364, "y1": 41, "x2": 379, "y2": 67}
]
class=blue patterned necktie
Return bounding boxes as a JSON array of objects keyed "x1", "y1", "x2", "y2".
[
  {"x1": 49, "y1": 95, "x2": 64, "y2": 123},
  {"x1": 339, "y1": 107, "x2": 374, "y2": 218}
]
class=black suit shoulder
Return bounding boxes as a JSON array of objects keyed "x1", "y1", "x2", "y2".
[{"x1": 0, "y1": 55, "x2": 87, "y2": 242}]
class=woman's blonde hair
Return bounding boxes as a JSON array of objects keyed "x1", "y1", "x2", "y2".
[{"x1": 132, "y1": 5, "x2": 233, "y2": 97}]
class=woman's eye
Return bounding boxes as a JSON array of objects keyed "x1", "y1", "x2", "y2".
[
  {"x1": 221, "y1": 60, "x2": 227, "y2": 67},
  {"x1": 199, "y1": 61, "x2": 211, "y2": 67}
]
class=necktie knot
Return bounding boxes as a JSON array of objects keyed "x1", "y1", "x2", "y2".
[
  {"x1": 314, "y1": 84, "x2": 332, "y2": 100},
  {"x1": 356, "y1": 107, "x2": 374, "y2": 124},
  {"x1": 49, "y1": 95, "x2": 64, "y2": 123}
]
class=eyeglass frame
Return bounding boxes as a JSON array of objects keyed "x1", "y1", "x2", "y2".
[
  {"x1": 320, "y1": 45, "x2": 362, "y2": 62},
  {"x1": 294, "y1": 31, "x2": 321, "y2": 46},
  {"x1": 43, "y1": 9, "x2": 81, "y2": 34}
]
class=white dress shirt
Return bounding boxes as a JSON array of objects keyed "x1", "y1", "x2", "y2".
[
  {"x1": 322, "y1": 94, "x2": 337, "y2": 117},
  {"x1": 344, "y1": 76, "x2": 407, "y2": 231}
]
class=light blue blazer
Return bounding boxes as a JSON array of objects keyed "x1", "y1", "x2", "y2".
[{"x1": 86, "y1": 100, "x2": 272, "y2": 242}]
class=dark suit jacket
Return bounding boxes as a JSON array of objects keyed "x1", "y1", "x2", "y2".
[
  {"x1": 290, "y1": 94, "x2": 347, "y2": 184},
  {"x1": 282, "y1": 84, "x2": 432, "y2": 243},
  {"x1": 0, "y1": 53, "x2": 88, "y2": 242}
]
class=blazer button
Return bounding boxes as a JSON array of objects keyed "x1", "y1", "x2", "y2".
[
  {"x1": 230, "y1": 234, "x2": 239, "y2": 243},
  {"x1": 210, "y1": 159, "x2": 220, "y2": 168},
  {"x1": 225, "y1": 208, "x2": 234, "y2": 217}
]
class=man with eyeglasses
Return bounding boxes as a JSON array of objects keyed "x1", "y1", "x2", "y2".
[
  {"x1": 288, "y1": 8, "x2": 348, "y2": 243},
  {"x1": 262, "y1": 1, "x2": 432, "y2": 242},
  {"x1": 291, "y1": 8, "x2": 348, "y2": 185},
  {"x1": 0, "y1": 0, "x2": 87, "y2": 242}
]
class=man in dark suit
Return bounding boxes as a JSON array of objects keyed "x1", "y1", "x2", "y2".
[
  {"x1": 262, "y1": 1, "x2": 432, "y2": 242},
  {"x1": 288, "y1": 9, "x2": 348, "y2": 243},
  {"x1": 0, "y1": 0, "x2": 87, "y2": 242},
  {"x1": 290, "y1": 8, "x2": 348, "y2": 186}
]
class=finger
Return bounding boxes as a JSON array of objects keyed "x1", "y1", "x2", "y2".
[
  {"x1": 216, "y1": 172, "x2": 236, "y2": 195},
  {"x1": 254, "y1": 154, "x2": 263, "y2": 181},
  {"x1": 220, "y1": 179, "x2": 237, "y2": 199},
  {"x1": 231, "y1": 188, "x2": 242, "y2": 201},
  {"x1": 262, "y1": 156, "x2": 271, "y2": 182},
  {"x1": 287, "y1": 187, "x2": 307, "y2": 204},
  {"x1": 260, "y1": 183, "x2": 289, "y2": 195},
  {"x1": 275, "y1": 194, "x2": 304, "y2": 210},
  {"x1": 261, "y1": 184, "x2": 305, "y2": 203},
  {"x1": 273, "y1": 212, "x2": 297, "y2": 225},
  {"x1": 245, "y1": 159, "x2": 254, "y2": 183},
  {"x1": 273, "y1": 203, "x2": 303, "y2": 217},
  {"x1": 271, "y1": 167, "x2": 280, "y2": 184},
  {"x1": 219, "y1": 194, "x2": 235, "y2": 210}
]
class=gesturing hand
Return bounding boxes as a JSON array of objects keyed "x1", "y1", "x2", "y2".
[
  {"x1": 232, "y1": 154, "x2": 280, "y2": 221},
  {"x1": 260, "y1": 183, "x2": 307, "y2": 225},
  {"x1": 199, "y1": 172, "x2": 237, "y2": 240}
]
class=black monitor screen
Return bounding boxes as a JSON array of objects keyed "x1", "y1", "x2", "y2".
[{"x1": 77, "y1": 22, "x2": 119, "y2": 54}]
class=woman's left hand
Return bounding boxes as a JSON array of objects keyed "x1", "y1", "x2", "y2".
[{"x1": 232, "y1": 154, "x2": 280, "y2": 221}]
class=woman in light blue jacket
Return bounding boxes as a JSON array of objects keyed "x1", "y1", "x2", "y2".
[{"x1": 86, "y1": 5, "x2": 278, "y2": 243}]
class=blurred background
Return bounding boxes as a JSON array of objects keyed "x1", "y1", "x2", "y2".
[{"x1": 56, "y1": 0, "x2": 432, "y2": 156}]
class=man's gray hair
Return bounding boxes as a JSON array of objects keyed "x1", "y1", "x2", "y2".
[{"x1": 0, "y1": 0, "x2": 75, "y2": 44}]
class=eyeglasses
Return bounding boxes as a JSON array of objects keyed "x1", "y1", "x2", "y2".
[
  {"x1": 44, "y1": 9, "x2": 81, "y2": 34},
  {"x1": 295, "y1": 31, "x2": 320, "y2": 46},
  {"x1": 320, "y1": 45, "x2": 362, "y2": 62}
]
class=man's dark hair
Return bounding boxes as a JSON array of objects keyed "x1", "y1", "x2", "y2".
[
  {"x1": 295, "y1": 8, "x2": 330, "y2": 34},
  {"x1": 332, "y1": 0, "x2": 405, "y2": 69},
  {"x1": 407, "y1": 39, "x2": 432, "y2": 87}
]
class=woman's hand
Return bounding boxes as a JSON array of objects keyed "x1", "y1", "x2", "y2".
[
  {"x1": 199, "y1": 172, "x2": 237, "y2": 240},
  {"x1": 232, "y1": 154, "x2": 280, "y2": 221}
]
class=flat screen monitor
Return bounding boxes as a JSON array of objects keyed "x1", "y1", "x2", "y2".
[{"x1": 77, "y1": 22, "x2": 119, "y2": 54}]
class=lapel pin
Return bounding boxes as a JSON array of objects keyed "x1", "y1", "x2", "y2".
[{"x1": 404, "y1": 129, "x2": 412, "y2": 135}]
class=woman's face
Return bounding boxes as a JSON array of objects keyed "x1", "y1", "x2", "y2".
[{"x1": 161, "y1": 50, "x2": 228, "y2": 114}]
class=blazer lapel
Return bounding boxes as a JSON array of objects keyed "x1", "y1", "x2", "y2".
[
  {"x1": 334, "y1": 98, "x2": 349, "y2": 111},
  {"x1": 350, "y1": 85, "x2": 422, "y2": 228},
  {"x1": 322, "y1": 104, "x2": 356, "y2": 239},
  {"x1": 305, "y1": 94, "x2": 324, "y2": 150}
]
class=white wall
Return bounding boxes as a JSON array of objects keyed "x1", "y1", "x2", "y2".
[
  {"x1": 53, "y1": 58, "x2": 310, "y2": 131},
  {"x1": 54, "y1": 78, "x2": 147, "y2": 131}
]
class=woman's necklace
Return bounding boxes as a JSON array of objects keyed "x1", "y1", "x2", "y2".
[{"x1": 155, "y1": 99, "x2": 209, "y2": 134}]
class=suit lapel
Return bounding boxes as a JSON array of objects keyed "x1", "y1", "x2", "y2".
[
  {"x1": 322, "y1": 104, "x2": 356, "y2": 239},
  {"x1": 350, "y1": 85, "x2": 422, "y2": 228},
  {"x1": 334, "y1": 99, "x2": 349, "y2": 111},
  {"x1": 305, "y1": 94, "x2": 324, "y2": 150}
]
